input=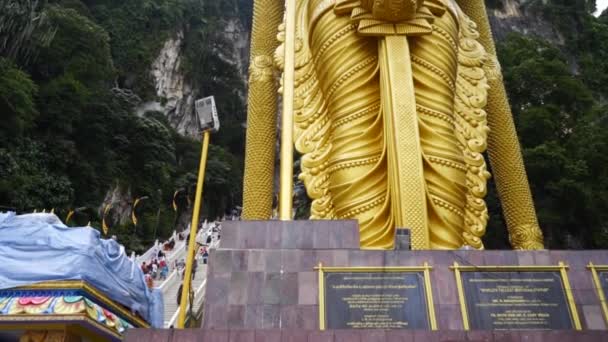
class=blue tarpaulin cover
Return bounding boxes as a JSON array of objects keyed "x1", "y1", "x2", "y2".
[{"x1": 0, "y1": 212, "x2": 163, "y2": 328}]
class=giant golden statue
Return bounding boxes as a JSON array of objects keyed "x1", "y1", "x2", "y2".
[{"x1": 242, "y1": 0, "x2": 545, "y2": 250}]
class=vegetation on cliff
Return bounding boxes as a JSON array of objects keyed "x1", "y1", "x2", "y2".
[
  {"x1": 485, "y1": 0, "x2": 608, "y2": 249},
  {"x1": 0, "y1": 0, "x2": 246, "y2": 251},
  {"x1": 1, "y1": 0, "x2": 608, "y2": 250}
]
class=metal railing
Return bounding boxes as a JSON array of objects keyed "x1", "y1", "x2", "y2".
[
  {"x1": 136, "y1": 239, "x2": 159, "y2": 264},
  {"x1": 166, "y1": 277, "x2": 207, "y2": 327},
  {"x1": 136, "y1": 227, "x2": 190, "y2": 265},
  {"x1": 164, "y1": 237, "x2": 219, "y2": 327}
]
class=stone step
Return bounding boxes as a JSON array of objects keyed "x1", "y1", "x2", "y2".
[{"x1": 162, "y1": 262, "x2": 208, "y2": 326}]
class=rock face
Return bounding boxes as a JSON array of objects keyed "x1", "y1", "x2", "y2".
[
  {"x1": 487, "y1": 0, "x2": 565, "y2": 45},
  {"x1": 136, "y1": 31, "x2": 199, "y2": 138},
  {"x1": 137, "y1": 16, "x2": 250, "y2": 139},
  {"x1": 100, "y1": 183, "x2": 132, "y2": 226},
  {"x1": 222, "y1": 17, "x2": 250, "y2": 94}
]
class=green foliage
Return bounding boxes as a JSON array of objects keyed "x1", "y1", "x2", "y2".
[
  {"x1": 0, "y1": 58, "x2": 38, "y2": 143},
  {"x1": 498, "y1": 35, "x2": 594, "y2": 144},
  {"x1": 486, "y1": 32, "x2": 608, "y2": 249},
  {"x1": 202, "y1": 144, "x2": 243, "y2": 218},
  {"x1": 85, "y1": 0, "x2": 187, "y2": 97},
  {"x1": 178, "y1": 0, "x2": 247, "y2": 155},
  {"x1": 537, "y1": 0, "x2": 608, "y2": 96},
  {"x1": 57, "y1": 0, "x2": 92, "y2": 17},
  {"x1": 0, "y1": 0, "x2": 246, "y2": 250},
  {"x1": 0, "y1": 0, "x2": 55, "y2": 64},
  {"x1": 33, "y1": 5, "x2": 113, "y2": 84},
  {"x1": 0, "y1": 139, "x2": 74, "y2": 210}
]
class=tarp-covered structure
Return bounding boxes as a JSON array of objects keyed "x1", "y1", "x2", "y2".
[{"x1": 0, "y1": 212, "x2": 163, "y2": 327}]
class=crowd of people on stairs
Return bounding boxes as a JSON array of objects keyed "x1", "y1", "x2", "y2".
[
  {"x1": 142, "y1": 251, "x2": 170, "y2": 288},
  {"x1": 174, "y1": 218, "x2": 227, "y2": 306},
  {"x1": 136, "y1": 215, "x2": 234, "y2": 300}
]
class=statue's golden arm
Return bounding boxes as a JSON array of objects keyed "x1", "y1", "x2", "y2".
[
  {"x1": 242, "y1": 0, "x2": 284, "y2": 219},
  {"x1": 455, "y1": 0, "x2": 544, "y2": 249}
]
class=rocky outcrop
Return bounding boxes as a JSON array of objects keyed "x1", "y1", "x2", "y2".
[
  {"x1": 487, "y1": 0, "x2": 565, "y2": 45},
  {"x1": 136, "y1": 15, "x2": 250, "y2": 138},
  {"x1": 136, "y1": 31, "x2": 199, "y2": 138},
  {"x1": 221, "y1": 17, "x2": 250, "y2": 95},
  {"x1": 100, "y1": 182, "x2": 132, "y2": 226}
]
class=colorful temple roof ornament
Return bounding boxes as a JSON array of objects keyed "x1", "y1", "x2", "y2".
[
  {"x1": 0, "y1": 281, "x2": 148, "y2": 341},
  {"x1": 0, "y1": 212, "x2": 163, "y2": 341}
]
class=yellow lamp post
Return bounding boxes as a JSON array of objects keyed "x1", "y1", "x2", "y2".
[
  {"x1": 177, "y1": 96, "x2": 219, "y2": 328},
  {"x1": 278, "y1": 0, "x2": 297, "y2": 220}
]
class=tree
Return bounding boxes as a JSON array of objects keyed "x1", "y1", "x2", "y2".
[
  {"x1": 32, "y1": 5, "x2": 113, "y2": 85},
  {"x1": 0, "y1": 58, "x2": 38, "y2": 144},
  {"x1": 0, "y1": 139, "x2": 74, "y2": 210},
  {"x1": 486, "y1": 32, "x2": 608, "y2": 249},
  {"x1": 0, "y1": 0, "x2": 55, "y2": 65}
]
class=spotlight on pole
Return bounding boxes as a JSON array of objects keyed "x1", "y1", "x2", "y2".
[
  {"x1": 195, "y1": 96, "x2": 220, "y2": 133},
  {"x1": 177, "y1": 95, "x2": 220, "y2": 328}
]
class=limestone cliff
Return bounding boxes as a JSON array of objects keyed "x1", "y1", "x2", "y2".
[
  {"x1": 137, "y1": 15, "x2": 250, "y2": 139},
  {"x1": 487, "y1": 0, "x2": 565, "y2": 45},
  {"x1": 136, "y1": 32, "x2": 198, "y2": 137},
  {"x1": 100, "y1": 183, "x2": 132, "y2": 226}
]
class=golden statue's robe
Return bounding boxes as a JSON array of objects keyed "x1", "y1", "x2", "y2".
[
  {"x1": 275, "y1": 0, "x2": 492, "y2": 249},
  {"x1": 242, "y1": 0, "x2": 545, "y2": 251}
]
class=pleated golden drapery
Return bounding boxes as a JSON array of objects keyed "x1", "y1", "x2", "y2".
[{"x1": 242, "y1": 0, "x2": 545, "y2": 250}]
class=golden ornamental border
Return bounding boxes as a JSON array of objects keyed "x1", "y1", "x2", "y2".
[
  {"x1": 313, "y1": 263, "x2": 437, "y2": 331},
  {"x1": 587, "y1": 263, "x2": 608, "y2": 325},
  {"x1": 450, "y1": 262, "x2": 582, "y2": 331}
]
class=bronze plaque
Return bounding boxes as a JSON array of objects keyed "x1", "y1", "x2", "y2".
[
  {"x1": 323, "y1": 271, "x2": 430, "y2": 329},
  {"x1": 461, "y1": 271, "x2": 574, "y2": 330},
  {"x1": 598, "y1": 270, "x2": 608, "y2": 299}
]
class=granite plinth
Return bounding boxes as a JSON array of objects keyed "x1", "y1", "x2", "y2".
[
  {"x1": 124, "y1": 329, "x2": 608, "y2": 341},
  {"x1": 122, "y1": 221, "x2": 608, "y2": 341},
  {"x1": 200, "y1": 221, "x2": 608, "y2": 332},
  {"x1": 219, "y1": 220, "x2": 360, "y2": 250}
]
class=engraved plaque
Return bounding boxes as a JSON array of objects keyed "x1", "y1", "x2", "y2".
[
  {"x1": 322, "y1": 271, "x2": 430, "y2": 329},
  {"x1": 461, "y1": 271, "x2": 574, "y2": 330},
  {"x1": 598, "y1": 270, "x2": 608, "y2": 298},
  {"x1": 589, "y1": 264, "x2": 608, "y2": 324}
]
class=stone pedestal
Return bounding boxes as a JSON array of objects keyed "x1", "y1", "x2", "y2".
[
  {"x1": 202, "y1": 220, "x2": 360, "y2": 330},
  {"x1": 124, "y1": 329, "x2": 608, "y2": 341},
  {"x1": 125, "y1": 220, "x2": 608, "y2": 341},
  {"x1": 202, "y1": 221, "x2": 608, "y2": 332}
]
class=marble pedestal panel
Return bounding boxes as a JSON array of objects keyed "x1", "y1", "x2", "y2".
[
  {"x1": 201, "y1": 220, "x2": 608, "y2": 332},
  {"x1": 124, "y1": 328, "x2": 608, "y2": 341}
]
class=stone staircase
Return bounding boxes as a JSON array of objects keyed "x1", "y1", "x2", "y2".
[
  {"x1": 136, "y1": 227, "x2": 190, "y2": 266},
  {"x1": 162, "y1": 261, "x2": 208, "y2": 327},
  {"x1": 133, "y1": 225, "x2": 218, "y2": 327},
  {"x1": 160, "y1": 235, "x2": 219, "y2": 327}
]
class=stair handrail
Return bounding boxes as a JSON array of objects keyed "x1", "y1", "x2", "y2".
[{"x1": 163, "y1": 236, "x2": 220, "y2": 327}]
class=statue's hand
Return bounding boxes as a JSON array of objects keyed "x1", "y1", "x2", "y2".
[{"x1": 362, "y1": 0, "x2": 423, "y2": 21}]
